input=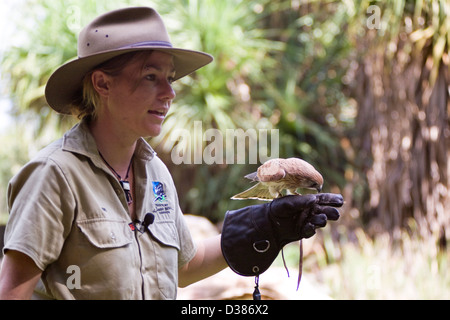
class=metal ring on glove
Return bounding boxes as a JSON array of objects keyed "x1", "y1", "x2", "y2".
[{"x1": 253, "y1": 240, "x2": 270, "y2": 253}]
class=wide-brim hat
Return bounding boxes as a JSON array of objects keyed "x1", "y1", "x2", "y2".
[{"x1": 45, "y1": 7, "x2": 213, "y2": 114}]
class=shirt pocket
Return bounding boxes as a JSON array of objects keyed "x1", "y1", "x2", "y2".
[
  {"x1": 77, "y1": 218, "x2": 134, "y2": 248},
  {"x1": 70, "y1": 218, "x2": 139, "y2": 299},
  {"x1": 147, "y1": 220, "x2": 180, "y2": 251},
  {"x1": 146, "y1": 220, "x2": 180, "y2": 299}
]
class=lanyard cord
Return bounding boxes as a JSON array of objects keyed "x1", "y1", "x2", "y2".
[
  {"x1": 99, "y1": 151, "x2": 134, "y2": 204},
  {"x1": 98, "y1": 151, "x2": 133, "y2": 181}
]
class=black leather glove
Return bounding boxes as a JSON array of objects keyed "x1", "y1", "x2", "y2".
[{"x1": 221, "y1": 193, "x2": 343, "y2": 276}]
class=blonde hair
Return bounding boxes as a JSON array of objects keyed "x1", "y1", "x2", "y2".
[{"x1": 71, "y1": 51, "x2": 153, "y2": 120}]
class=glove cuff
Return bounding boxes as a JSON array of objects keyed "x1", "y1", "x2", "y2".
[{"x1": 221, "y1": 205, "x2": 281, "y2": 276}]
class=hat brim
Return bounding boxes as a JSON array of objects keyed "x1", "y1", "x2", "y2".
[{"x1": 45, "y1": 46, "x2": 213, "y2": 114}]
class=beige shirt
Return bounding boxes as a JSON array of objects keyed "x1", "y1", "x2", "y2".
[{"x1": 3, "y1": 120, "x2": 196, "y2": 299}]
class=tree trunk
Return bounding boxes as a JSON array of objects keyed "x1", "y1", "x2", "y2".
[{"x1": 351, "y1": 36, "x2": 449, "y2": 245}]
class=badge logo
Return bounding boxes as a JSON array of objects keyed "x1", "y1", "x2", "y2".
[{"x1": 152, "y1": 181, "x2": 167, "y2": 203}]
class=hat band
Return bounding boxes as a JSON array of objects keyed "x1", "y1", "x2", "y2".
[
  {"x1": 120, "y1": 41, "x2": 173, "y2": 49},
  {"x1": 78, "y1": 41, "x2": 174, "y2": 58}
]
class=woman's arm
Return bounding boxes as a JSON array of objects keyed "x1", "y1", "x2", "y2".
[
  {"x1": 0, "y1": 250, "x2": 42, "y2": 299},
  {"x1": 178, "y1": 234, "x2": 227, "y2": 288}
]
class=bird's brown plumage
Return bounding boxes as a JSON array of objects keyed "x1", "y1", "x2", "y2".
[
  {"x1": 231, "y1": 158, "x2": 323, "y2": 200},
  {"x1": 231, "y1": 157, "x2": 324, "y2": 290}
]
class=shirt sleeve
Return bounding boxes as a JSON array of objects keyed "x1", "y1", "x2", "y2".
[
  {"x1": 4, "y1": 157, "x2": 76, "y2": 271},
  {"x1": 168, "y1": 177, "x2": 197, "y2": 269},
  {"x1": 175, "y1": 203, "x2": 197, "y2": 269}
]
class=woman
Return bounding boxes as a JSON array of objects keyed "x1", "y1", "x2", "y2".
[{"x1": 0, "y1": 7, "x2": 343, "y2": 300}]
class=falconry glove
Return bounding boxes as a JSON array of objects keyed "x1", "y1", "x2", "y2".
[{"x1": 221, "y1": 193, "x2": 343, "y2": 277}]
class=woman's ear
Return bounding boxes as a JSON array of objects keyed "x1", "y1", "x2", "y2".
[{"x1": 91, "y1": 70, "x2": 111, "y2": 97}]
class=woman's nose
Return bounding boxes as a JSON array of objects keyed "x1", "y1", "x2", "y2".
[{"x1": 159, "y1": 79, "x2": 176, "y2": 101}]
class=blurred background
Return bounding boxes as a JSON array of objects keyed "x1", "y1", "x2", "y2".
[{"x1": 0, "y1": 0, "x2": 448, "y2": 299}]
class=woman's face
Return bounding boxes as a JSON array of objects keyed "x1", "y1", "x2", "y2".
[{"x1": 101, "y1": 51, "x2": 176, "y2": 139}]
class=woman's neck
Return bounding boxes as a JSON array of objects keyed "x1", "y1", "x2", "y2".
[{"x1": 88, "y1": 117, "x2": 137, "y2": 176}]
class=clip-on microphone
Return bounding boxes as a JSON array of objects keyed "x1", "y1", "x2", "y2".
[
  {"x1": 129, "y1": 213, "x2": 155, "y2": 233},
  {"x1": 143, "y1": 212, "x2": 155, "y2": 230}
]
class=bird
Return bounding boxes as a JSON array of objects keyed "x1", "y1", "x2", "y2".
[
  {"x1": 231, "y1": 157, "x2": 324, "y2": 291},
  {"x1": 231, "y1": 157, "x2": 323, "y2": 201}
]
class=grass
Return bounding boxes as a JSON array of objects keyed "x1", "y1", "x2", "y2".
[{"x1": 276, "y1": 228, "x2": 449, "y2": 299}]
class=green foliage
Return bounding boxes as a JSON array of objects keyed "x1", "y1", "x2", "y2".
[
  {"x1": 150, "y1": 0, "x2": 290, "y2": 218},
  {"x1": 0, "y1": 128, "x2": 29, "y2": 224},
  {"x1": 153, "y1": 0, "x2": 285, "y2": 151},
  {"x1": 151, "y1": 0, "x2": 357, "y2": 218},
  {"x1": 1, "y1": 0, "x2": 448, "y2": 224},
  {"x1": 1, "y1": 0, "x2": 146, "y2": 135},
  {"x1": 258, "y1": 1, "x2": 354, "y2": 189}
]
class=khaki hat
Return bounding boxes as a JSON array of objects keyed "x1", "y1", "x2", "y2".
[{"x1": 45, "y1": 7, "x2": 213, "y2": 114}]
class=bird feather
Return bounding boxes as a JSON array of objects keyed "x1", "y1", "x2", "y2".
[{"x1": 230, "y1": 182, "x2": 273, "y2": 201}]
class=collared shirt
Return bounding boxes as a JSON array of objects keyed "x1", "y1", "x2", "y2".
[{"x1": 3, "y1": 120, "x2": 196, "y2": 300}]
